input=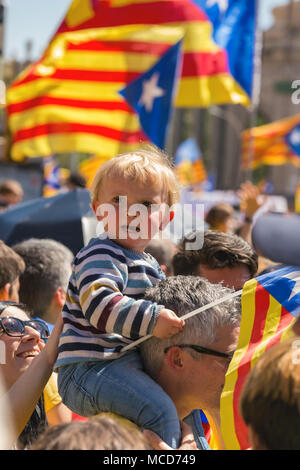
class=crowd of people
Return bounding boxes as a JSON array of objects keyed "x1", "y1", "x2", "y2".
[{"x1": 0, "y1": 145, "x2": 299, "y2": 451}]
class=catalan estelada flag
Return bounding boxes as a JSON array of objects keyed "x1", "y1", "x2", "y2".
[
  {"x1": 174, "y1": 137, "x2": 207, "y2": 187},
  {"x1": 220, "y1": 266, "x2": 300, "y2": 450},
  {"x1": 6, "y1": 0, "x2": 257, "y2": 161},
  {"x1": 242, "y1": 114, "x2": 300, "y2": 170}
]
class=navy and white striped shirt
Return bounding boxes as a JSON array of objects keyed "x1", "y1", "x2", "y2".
[{"x1": 55, "y1": 237, "x2": 165, "y2": 368}]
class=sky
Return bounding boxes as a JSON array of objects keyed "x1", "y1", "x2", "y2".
[{"x1": 3, "y1": 0, "x2": 295, "y2": 61}]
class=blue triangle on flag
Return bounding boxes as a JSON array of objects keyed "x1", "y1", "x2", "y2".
[
  {"x1": 119, "y1": 40, "x2": 182, "y2": 149},
  {"x1": 258, "y1": 266, "x2": 300, "y2": 317},
  {"x1": 285, "y1": 123, "x2": 300, "y2": 157}
]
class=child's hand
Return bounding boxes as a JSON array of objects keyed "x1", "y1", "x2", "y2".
[{"x1": 153, "y1": 309, "x2": 185, "y2": 339}]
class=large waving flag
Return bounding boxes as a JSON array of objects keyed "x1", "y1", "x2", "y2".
[
  {"x1": 6, "y1": 0, "x2": 257, "y2": 161},
  {"x1": 174, "y1": 137, "x2": 207, "y2": 186},
  {"x1": 220, "y1": 266, "x2": 300, "y2": 450},
  {"x1": 242, "y1": 114, "x2": 300, "y2": 170},
  {"x1": 194, "y1": 0, "x2": 257, "y2": 101}
]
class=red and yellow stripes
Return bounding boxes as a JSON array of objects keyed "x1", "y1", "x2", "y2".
[
  {"x1": 220, "y1": 279, "x2": 295, "y2": 450},
  {"x1": 241, "y1": 114, "x2": 300, "y2": 170}
]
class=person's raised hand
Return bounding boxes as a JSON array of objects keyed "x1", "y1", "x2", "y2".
[
  {"x1": 238, "y1": 181, "x2": 266, "y2": 219},
  {"x1": 152, "y1": 309, "x2": 184, "y2": 339}
]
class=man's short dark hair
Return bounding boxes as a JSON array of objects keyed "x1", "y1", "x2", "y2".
[
  {"x1": 0, "y1": 241, "x2": 25, "y2": 289},
  {"x1": 172, "y1": 230, "x2": 258, "y2": 278}
]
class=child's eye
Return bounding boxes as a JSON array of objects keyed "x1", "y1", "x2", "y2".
[{"x1": 112, "y1": 196, "x2": 120, "y2": 204}]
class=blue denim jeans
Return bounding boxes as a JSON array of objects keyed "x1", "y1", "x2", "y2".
[{"x1": 57, "y1": 351, "x2": 181, "y2": 448}]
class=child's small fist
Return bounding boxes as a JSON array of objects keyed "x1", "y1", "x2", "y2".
[{"x1": 153, "y1": 309, "x2": 185, "y2": 339}]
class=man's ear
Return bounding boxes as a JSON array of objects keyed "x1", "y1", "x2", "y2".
[
  {"x1": 165, "y1": 346, "x2": 184, "y2": 371},
  {"x1": 0, "y1": 283, "x2": 11, "y2": 301}
]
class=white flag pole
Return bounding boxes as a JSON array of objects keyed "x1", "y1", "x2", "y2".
[{"x1": 120, "y1": 288, "x2": 242, "y2": 353}]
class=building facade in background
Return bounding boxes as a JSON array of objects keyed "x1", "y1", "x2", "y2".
[{"x1": 259, "y1": 1, "x2": 300, "y2": 197}]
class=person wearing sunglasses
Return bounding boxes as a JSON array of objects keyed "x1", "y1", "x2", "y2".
[
  {"x1": 0, "y1": 301, "x2": 62, "y2": 449},
  {"x1": 140, "y1": 275, "x2": 241, "y2": 451}
]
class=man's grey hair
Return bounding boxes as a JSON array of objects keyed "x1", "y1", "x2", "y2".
[
  {"x1": 140, "y1": 275, "x2": 241, "y2": 379},
  {"x1": 13, "y1": 238, "x2": 74, "y2": 318}
]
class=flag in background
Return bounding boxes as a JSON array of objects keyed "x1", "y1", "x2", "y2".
[
  {"x1": 194, "y1": 0, "x2": 257, "y2": 100},
  {"x1": 220, "y1": 266, "x2": 300, "y2": 450},
  {"x1": 43, "y1": 156, "x2": 61, "y2": 197},
  {"x1": 174, "y1": 137, "x2": 207, "y2": 187},
  {"x1": 120, "y1": 40, "x2": 182, "y2": 149},
  {"x1": 242, "y1": 114, "x2": 300, "y2": 170},
  {"x1": 6, "y1": 0, "x2": 257, "y2": 161}
]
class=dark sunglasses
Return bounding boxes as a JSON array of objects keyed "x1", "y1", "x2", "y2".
[
  {"x1": 0, "y1": 316, "x2": 50, "y2": 341},
  {"x1": 164, "y1": 344, "x2": 234, "y2": 360}
]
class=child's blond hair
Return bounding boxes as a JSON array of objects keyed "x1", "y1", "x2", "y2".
[{"x1": 90, "y1": 146, "x2": 180, "y2": 207}]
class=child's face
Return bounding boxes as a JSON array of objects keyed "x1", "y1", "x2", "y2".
[{"x1": 92, "y1": 175, "x2": 170, "y2": 252}]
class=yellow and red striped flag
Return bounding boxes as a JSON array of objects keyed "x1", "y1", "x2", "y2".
[
  {"x1": 220, "y1": 266, "x2": 299, "y2": 450},
  {"x1": 242, "y1": 114, "x2": 300, "y2": 170},
  {"x1": 79, "y1": 154, "x2": 110, "y2": 188},
  {"x1": 6, "y1": 0, "x2": 256, "y2": 162}
]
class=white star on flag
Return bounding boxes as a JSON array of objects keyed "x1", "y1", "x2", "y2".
[
  {"x1": 206, "y1": 0, "x2": 228, "y2": 13},
  {"x1": 290, "y1": 129, "x2": 300, "y2": 145},
  {"x1": 283, "y1": 271, "x2": 300, "y2": 301},
  {"x1": 138, "y1": 73, "x2": 165, "y2": 112}
]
